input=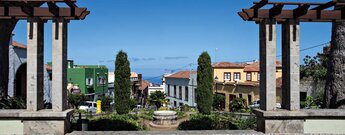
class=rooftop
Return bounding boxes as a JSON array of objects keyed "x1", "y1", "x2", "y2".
[
  {"x1": 212, "y1": 62, "x2": 245, "y2": 68},
  {"x1": 165, "y1": 70, "x2": 197, "y2": 79}
]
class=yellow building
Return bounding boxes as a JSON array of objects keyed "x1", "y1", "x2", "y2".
[{"x1": 212, "y1": 61, "x2": 282, "y2": 111}]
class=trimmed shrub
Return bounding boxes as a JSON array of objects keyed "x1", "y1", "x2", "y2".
[
  {"x1": 196, "y1": 52, "x2": 214, "y2": 114},
  {"x1": 178, "y1": 113, "x2": 239, "y2": 130},
  {"x1": 114, "y1": 50, "x2": 131, "y2": 114},
  {"x1": 88, "y1": 114, "x2": 140, "y2": 131}
]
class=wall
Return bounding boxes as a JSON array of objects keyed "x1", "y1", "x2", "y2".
[
  {"x1": 0, "y1": 120, "x2": 23, "y2": 134},
  {"x1": 8, "y1": 45, "x2": 52, "y2": 103},
  {"x1": 165, "y1": 75, "x2": 197, "y2": 107},
  {"x1": 214, "y1": 68, "x2": 246, "y2": 82}
]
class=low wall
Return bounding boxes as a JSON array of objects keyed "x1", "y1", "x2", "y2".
[
  {"x1": 254, "y1": 109, "x2": 345, "y2": 134},
  {"x1": 0, "y1": 109, "x2": 73, "y2": 134}
]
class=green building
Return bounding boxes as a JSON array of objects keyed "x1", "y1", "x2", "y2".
[{"x1": 48, "y1": 60, "x2": 108, "y2": 101}]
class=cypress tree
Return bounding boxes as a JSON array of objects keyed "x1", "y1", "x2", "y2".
[
  {"x1": 114, "y1": 50, "x2": 131, "y2": 114},
  {"x1": 196, "y1": 52, "x2": 213, "y2": 114}
]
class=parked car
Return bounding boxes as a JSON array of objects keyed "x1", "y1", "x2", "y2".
[
  {"x1": 249, "y1": 100, "x2": 260, "y2": 108},
  {"x1": 79, "y1": 101, "x2": 97, "y2": 114},
  {"x1": 249, "y1": 100, "x2": 282, "y2": 109}
]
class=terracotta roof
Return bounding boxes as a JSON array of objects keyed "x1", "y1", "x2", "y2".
[
  {"x1": 244, "y1": 61, "x2": 282, "y2": 72},
  {"x1": 131, "y1": 72, "x2": 138, "y2": 78},
  {"x1": 12, "y1": 41, "x2": 27, "y2": 49},
  {"x1": 139, "y1": 80, "x2": 150, "y2": 91},
  {"x1": 165, "y1": 71, "x2": 197, "y2": 79},
  {"x1": 212, "y1": 62, "x2": 245, "y2": 68}
]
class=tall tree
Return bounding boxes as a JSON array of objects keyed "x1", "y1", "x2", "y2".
[
  {"x1": 0, "y1": 20, "x2": 18, "y2": 100},
  {"x1": 196, "y1": 52, "x2": 213, "y2": 114},
  {"x1": 324, "y1": 0, "x2": 345, "y2": 109},
  {"x1": 114, "y1": 50, "x2": 131, "y2": 114}
]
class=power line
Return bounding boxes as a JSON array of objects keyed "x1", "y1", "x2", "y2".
[{"x1": 276, "y1": 41, "x2": 330, "y2": 58}]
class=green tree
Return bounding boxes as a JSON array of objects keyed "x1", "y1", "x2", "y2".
[
  {"x1": 229, "y1": 98, "x2": 247, "y2": 112},
  {"x1": 147, "y1": 91, "x2": 167, "y2": 109},
  {"x1": 196, "y1": 52, "x2": 213, "y2": 114},
  {"x1": 213, "y1": 94, "x2": 225, "y2": 111},
  {"x1": 99, "y1": 95, "x2": 113, "y2": 111},
  {"x1": 114, "y1": 50, "x2": 131, "y2": 114},
  {"x1": 68, "y1": 93, "x2": 87, "y2": 109}
]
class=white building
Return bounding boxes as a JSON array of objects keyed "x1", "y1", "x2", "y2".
[
  {"x1": 165, "y1": 71, "x2": 197, "y2": 108},
  {"x1": 148, "y1": 83, "x2": 164, "y2": 96}
]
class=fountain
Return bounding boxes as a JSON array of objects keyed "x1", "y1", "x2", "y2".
[{"x1": 149, "y1": 110, "x2": 178, "y2": 128}]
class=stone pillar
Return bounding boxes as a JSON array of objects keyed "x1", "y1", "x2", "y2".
[
  {"x1": 282, "y1": 19, "x2": 300, "y2": 111},
  {"x1": 259, "y1": 19, "x2": 277, "y2": 111},
  {"x1": 225, "y1": 93, "x2": 230, "y2": 112},
  {"x1": 52, "y1": 19, "x2": 68, "y2": 111},
  {"x1": 26, "y1": 18, "x2": 44, "y2": 111}
]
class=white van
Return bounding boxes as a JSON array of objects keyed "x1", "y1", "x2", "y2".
[{"x1": 79, "y1": 101, "x2": 97, "y2": 114}]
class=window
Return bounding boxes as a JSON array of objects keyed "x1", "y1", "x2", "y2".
[
  {"x1": 167, "y1": 84, "x2": 170, "y2": 96},
  {"x1": 224, "y1": 72, "x2": 231, "y2": 81},
  {"x1": 179, "y1": 103, "x2": 183, "y2": 107},
  {"x1": 86, "y1": 78, "x2": 93, "y2": 88},
  {"x1": 239, "y1": 94, "x2": 242, "y2": 98},
  {"x1": 98, "y1": 77, "x2": 106, "y2": 85},
  {"x1": 234, "y1": 72, "x2": 241, "y2": 81},
  {"x1": 185, "y1": 86, "x2": 189, "y2": 101},
  {"x1": 246, "y1": 72, "x2": 252, "y2": 81},
  {"x1": 179, "y1": 86, "x2": 182, "y2": 99},
  {"x1": 174, "y1": 85, "x2": 177, "y2": 98}
]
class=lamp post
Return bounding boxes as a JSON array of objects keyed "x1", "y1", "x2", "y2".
[{"x1": 103, "y1": 72, "x2": 107, "y2": 96}]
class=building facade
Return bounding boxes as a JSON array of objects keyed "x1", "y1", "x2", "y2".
[
  {"x1": 8, "y1": 38, "x2": 52, "y2": 104},
  {"x1": 49, "y1": 60, "x2": 109, "y2": 101},
  {"x1": 213, "y1": 61, "x2": 283, "y2": 111},
  {"x1": 165, "y1": 71, "x2": 197, "y2": 108},
  {"x1": 148, "y1": 83, "x2": 165, "y2": 96}
]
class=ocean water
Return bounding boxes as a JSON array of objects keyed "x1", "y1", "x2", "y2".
[{"x1": 143, "y1": 76, "x2": 163, "y2": 85}]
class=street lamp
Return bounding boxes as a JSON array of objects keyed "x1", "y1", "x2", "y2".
[{"x1": 103, "y1": 72, "x2": 107, "y2": 96}]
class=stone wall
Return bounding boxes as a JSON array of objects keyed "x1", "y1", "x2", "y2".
[{"x1": 300, "y1": 78, "x2": 325, "y2": 98}]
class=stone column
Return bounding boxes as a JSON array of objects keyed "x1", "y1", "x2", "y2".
[
  {"x1": 52, "y1": 19, "x2": 68, "y2": 111},
  {"x1": 26, "y1": 18, "x2": 44, "y2": 111},
  {"x1": 259, "y1": 19, "x2": 277, "y2": 111},
  {"x1": 282, "y1": 19, "x2": 300, "y2": 111}
]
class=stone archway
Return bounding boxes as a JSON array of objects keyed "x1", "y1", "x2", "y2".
[{"x1": 15, "y1": 63, "x2": 27, "y2": 101}]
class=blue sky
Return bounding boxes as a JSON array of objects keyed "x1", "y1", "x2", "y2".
[{"x1": 13, "y1": 0, "x2": 332, "y2": 78}]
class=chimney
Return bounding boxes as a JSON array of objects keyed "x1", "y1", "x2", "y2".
[{"x1": 138, "y1": 74, "x2": 142, "y2": 86}]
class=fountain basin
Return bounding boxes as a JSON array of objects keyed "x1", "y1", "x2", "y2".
[{"x1": 152, "y1": 110, "x2": 177, "y2": 125}]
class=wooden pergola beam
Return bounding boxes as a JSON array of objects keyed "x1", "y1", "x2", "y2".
[
  {"x1": 0, "y1": 7, "x2": 89, "y2": 20},
  {"x1": 0, "y1": 0, "x2": 75, "y2": 2},
  {"x1": 240, "y1": 9, "x2": 345, "y2": 22}
]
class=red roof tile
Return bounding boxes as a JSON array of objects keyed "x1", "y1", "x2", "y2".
[
  {"x1": 139, "y1": 80, "x2": 150, "y2": 91},
  {"x1": 12, "y1": 41, "x2": 27, "y2": 49},
  {"x1": 165, "y1": 71, "x2": 197, "y2": 79},
  {"x1": 244, "y1": 61, "x2": 282, "y2": 72},
  {"x1": 212, "y1": 62, "x2": 245, "y2": 68}
]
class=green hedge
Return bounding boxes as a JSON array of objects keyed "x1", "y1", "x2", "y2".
[
  {"x1": 178, "y1": 113, "x2": 255, "y2": 130},
  {"x1": 88, "y1": 114, "x2": 141, "y2": 131}
]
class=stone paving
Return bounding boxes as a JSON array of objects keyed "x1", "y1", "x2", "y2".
[{"x1": 68, "y1": 130, "x2": 262, "y2": 135}]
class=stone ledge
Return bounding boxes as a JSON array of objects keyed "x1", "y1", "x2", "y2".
[
  {"x1": 253, "y1": 109, "x2": 345, "y2": 119},
  {"x1": 0, "y1": 109, "x2": 25, "y2": 118},
  {"x1": 20, "y1": 109, "x2": 73, "y2": 119}
]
